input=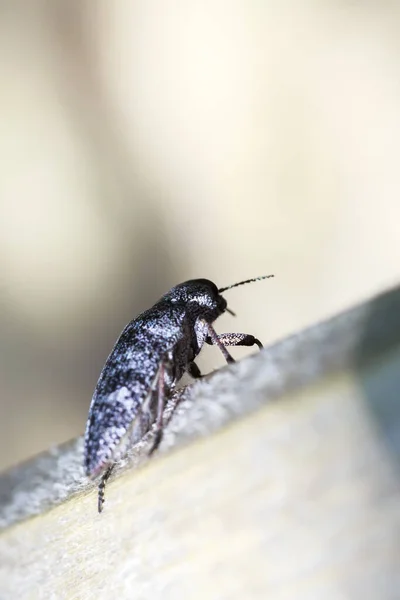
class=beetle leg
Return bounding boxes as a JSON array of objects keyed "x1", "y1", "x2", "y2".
[
  {"x1": 98, "y1": 464, "x2": 114, "y2": 513},
  {"x1": 148, "y1": 361, "x2": 168, "y2": 456},
  {"x1": 188, "y1": 361, "x2": 203, "y2": 379},
  {"x1": 206, "y1": 332, "x2": 263, "y2": 352},
  {"x1": 206, "y1": 324, "x2": 236, "y2": 364}
]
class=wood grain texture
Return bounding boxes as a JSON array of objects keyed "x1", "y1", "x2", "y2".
[{"x1": 1, "y1": 285, "x2": 400, "y2": 600}]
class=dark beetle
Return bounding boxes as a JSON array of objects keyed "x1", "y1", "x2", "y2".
[{"x1": 84, "y1": 275, "x2": 273, "y2": 511}]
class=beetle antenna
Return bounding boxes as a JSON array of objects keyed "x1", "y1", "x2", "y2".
[{"x1": 218, "y1": 274, "x2": 274, "y2": 294}]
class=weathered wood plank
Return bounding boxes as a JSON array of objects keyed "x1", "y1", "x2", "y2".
[{"x1": 1, "y1": 285, "x2": 400, "y2": 599}]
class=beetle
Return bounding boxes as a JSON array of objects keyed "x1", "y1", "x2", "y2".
[{"x1": 84, "y1": 275, "x2": 274, "y2": 511}]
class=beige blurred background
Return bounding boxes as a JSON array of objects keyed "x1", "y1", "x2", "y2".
[{"x1": 0, "y1": 1, "x2": 399, "y2": 471}]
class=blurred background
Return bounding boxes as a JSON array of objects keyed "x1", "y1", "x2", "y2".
[{"x1": 0, "y1": 1, "x2": 400, "y2": 471}]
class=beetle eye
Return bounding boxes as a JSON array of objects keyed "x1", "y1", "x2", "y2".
[{"x1": 219, "y1": 296, "x2": 227, "y2": 311}]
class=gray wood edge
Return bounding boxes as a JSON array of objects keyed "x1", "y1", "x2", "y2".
[{"x1": 1, "y1": 282, "x2": 400, "y2": 530}]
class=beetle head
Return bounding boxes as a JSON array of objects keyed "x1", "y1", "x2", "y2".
[
  {"x1": 165, "y1": 274, "x2": 274, "y2": 320},
  {"x1": 167, "y1": 279, "x2": 227, "y2": 318}
]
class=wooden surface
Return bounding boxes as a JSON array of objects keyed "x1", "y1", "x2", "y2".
[{"x1": 1, "y1": 285, "x2": 400, "y2": 599}]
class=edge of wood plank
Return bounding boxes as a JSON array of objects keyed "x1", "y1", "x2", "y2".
[{"x1": 1, "y1": 282, "x2": 400, "y2": 530}]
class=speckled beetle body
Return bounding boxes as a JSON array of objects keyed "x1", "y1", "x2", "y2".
[{"x1": 84, "y1": 275, "x2": 273, "y2": 512}]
